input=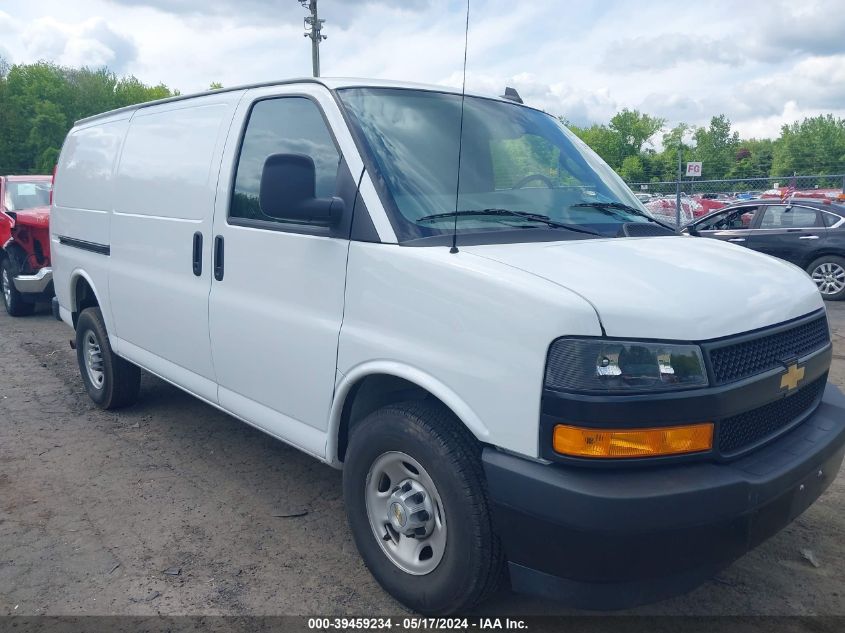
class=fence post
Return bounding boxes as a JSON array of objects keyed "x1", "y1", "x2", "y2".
[{"x1": 675, "y1": 141, "x2": 682, "y2": 227}]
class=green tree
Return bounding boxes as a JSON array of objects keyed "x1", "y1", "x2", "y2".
[
  {"x1": 567, "y1": 110, "x2": 663, "y2": 171},
  {"x1": 27, "y1": 101, "x2": 67, "y2": 169},
  {"x1": 728, "y1": 138, "x2": 775, "y2": 179},
  {"x1": 113, "y1": 75, "x2": 174, "y2": 108},
  {"x1": 608, "y1": 109, "x2": 665, "y2": 167},
  {"x1": 619, "y1": 155, "x2": 645, "y2": 182},
  {"x1": 0, "y1": 61, "x2": 177, "y2": 174},
  {"x1": 653, "y1": 123, "x2": 695, "y2": 181},
  {"x1": 566, "y1": 122, "x2": 620, "y2": 168},
  {"x1": 771, "y1": 115, "x2": 845, "y2": 176},
  {"x1": 692, "y1": 115, "x2": 739, "y2": 179}
]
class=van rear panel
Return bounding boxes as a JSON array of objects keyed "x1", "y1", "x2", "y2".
[{"x1": 52, "y1": 115, "x2": 131, "y2": 330}]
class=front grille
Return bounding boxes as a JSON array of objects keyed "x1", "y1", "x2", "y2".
[
  {"x1": 709, "y1": 315, "x2": 829, "y2": 385},
  {"x1": 718, "y1": 376, "x2": 826, "y2": 455}
]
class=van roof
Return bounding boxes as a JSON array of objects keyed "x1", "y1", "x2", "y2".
[{"x1": 74, "y1": 77, "x2": 524, "y2": 126}]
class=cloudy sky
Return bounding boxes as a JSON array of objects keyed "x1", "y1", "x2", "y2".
[{"x1": 1, "y1": 0, "x2": 844, "y2": 139}]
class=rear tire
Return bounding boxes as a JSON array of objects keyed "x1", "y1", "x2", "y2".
[
  {"x1": 76, "y1": 307, "x2": 141, "y2": 409},
  {"x1": 807, "y1": 255, "x2": 845, "y2": 301},
  {"x1": 1, "y1": 256, "x2": 35, "y2": 317},
  {"x1": 343, "y1": 400, "x2": 504, "y2": 615}
]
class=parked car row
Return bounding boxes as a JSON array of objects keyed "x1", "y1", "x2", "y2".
[{"x1": 0, "y1": 174, "x2": 54, "y2": 316}]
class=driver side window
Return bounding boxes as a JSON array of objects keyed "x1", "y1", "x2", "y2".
[
  {"x1": 231, "y1": 97, "x2": 340, "y2": 224},
  {"x1": 699, "y1": 206, "x2": 758, "y2": 231}
]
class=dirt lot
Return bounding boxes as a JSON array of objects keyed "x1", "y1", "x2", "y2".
[{"x1": 1, "y1": 303, "x2": 844, "y2": 618}]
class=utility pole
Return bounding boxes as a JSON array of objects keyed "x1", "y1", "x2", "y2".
[{"x1": 300, "y1": 0, "x2": 326, "y2": 77}]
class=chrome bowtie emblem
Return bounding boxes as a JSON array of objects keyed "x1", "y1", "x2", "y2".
[
  {"x1": 390, "y1": 502, "x2": 406, "y2": 527},
  {"x1": 780, "y1": 363, "x2": 805, "y2": 391}
]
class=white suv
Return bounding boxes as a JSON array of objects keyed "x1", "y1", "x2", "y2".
[{"x1": 51, "y1": 78, "x2": 845, "y2": 614}]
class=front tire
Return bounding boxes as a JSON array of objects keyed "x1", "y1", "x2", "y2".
[
  {"x1": 343, "y1": 401, "x2": 504, "y2": 614},
  {"x1": 808, "y1": 255, "x2": 845, "y2": 301},
  {"x1": 76, "y1": 307, "x2": 141, "y2": 409},
  {"x1": 1, "y1": 256, "x2": 35, "y2": 317}
]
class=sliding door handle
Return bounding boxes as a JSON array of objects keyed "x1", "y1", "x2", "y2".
[
  {"x1": 799, "y1": 235, "x2": 820, "y2": 240},
  {"x1": 192, "y1": 232, "x2": 203, "y2": 276},
  {"x1": 213, "y1": 235, "x2": 224, "y2": 281}
]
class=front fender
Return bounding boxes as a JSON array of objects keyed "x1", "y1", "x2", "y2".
[{"x1": 325, "y1": 360, "x2": 491, "y2": 468}]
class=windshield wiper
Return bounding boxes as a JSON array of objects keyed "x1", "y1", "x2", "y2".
[
  {"x1": 417, "y1": 209, "x2": 601, "y2": 236},
  {"x1": 571, "y1": 201, "x2": 673, "y2": 229}
]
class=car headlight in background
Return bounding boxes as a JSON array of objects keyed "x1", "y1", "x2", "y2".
[{"x1": 545, "y1": 338, "x2": 708, "y2": 393}]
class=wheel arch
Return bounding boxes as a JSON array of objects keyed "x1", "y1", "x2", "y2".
[
  {"x1": 327, "y1": 362, "x2": 491, "y2": 468},
  {"x1": 804, "y1": 249, "x2": 845, "y2": 271},
  {"x1": 69, "y1": 270, "x2": 103, "y2": 328}
]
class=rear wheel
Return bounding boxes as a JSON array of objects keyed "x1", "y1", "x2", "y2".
[
  {"x1": 1, "y1": 256, "x2": 35, "y2": 317},
  {"x1": 808, "y1": 256, "x2": 845, "y2": 301},
  {"x1": 76, "y1": 307, "x2": 141, "y2": 409},
  {"x1": 343, "y1": 400, "x2": 504, "y2": 614}
]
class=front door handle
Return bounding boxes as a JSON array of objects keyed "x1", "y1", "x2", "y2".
[
  {"x1": 213, "y1": 235, "x2": 224, "y2": 281},
  {"x1": 799, "y1": 235, "x2": 820, "y2": 240},
  {"x1": 192, "y1": 232, "x2": 203, "y2": 276},
  {"x1": 728, "y1": 238, "x2": 745, "y2": 242}
]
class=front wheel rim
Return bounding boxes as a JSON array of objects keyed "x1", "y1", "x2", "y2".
[
  {"x1": 811, "y1": 262, "x2": 845, "y2": 296},
  {"x1": 364, "y1": 451, "x2": 447, "y2": 575},
  {"x1": 82, "y1": 331, "x2": 105, "y2": 389}
]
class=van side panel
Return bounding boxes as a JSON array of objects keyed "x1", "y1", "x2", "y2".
[
  {"x1": 108, "y1": 92, "x2": 244, "y2": 402},
  {"x1": 52, "y1": 115, "x2": 131, "y2": 337}
]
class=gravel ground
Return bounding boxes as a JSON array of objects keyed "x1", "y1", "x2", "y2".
[{"x1": 1, "y1": 302, "x2": 844, "y2": 617}]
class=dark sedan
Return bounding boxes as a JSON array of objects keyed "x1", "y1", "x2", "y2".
[{"x1": 683, "y1": 198, "x2": 845, "y2": 300}]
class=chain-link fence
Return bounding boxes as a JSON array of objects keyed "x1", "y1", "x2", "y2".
[{"x1": 628, "y1": 174, "x2": 845, "y2": 227}]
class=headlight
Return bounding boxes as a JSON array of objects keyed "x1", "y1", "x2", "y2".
[{"x1": 545, "y1": 338, "x2": 708, "y2": 393}]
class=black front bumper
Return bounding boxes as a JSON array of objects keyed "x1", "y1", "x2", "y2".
[{"x1": 483, "y1": 383, "x2": 845, "y2": 610}]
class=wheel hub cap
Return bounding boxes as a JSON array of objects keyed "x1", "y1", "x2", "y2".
[
  {"x1": 2, "y1": 268, "x2": 11, "y2": 306},
  {"x1": 812, "y1": 262, "x2": 845, "y2": 296},
  {"x1": 387, "y1": 478, "x2": 434, "y2": 537},
  {"x1": 83, "y1": 331, "x2": 105, "y2": 389},
  {"x1": 365, "y1": 451, "x2": 447, "y2": 575}
]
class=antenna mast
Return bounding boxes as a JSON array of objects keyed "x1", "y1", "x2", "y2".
[
  {"x1": 451, "y1": 0, "x2": 470, "y2": 254},
  {"x1": 300, "y1": 0, "x2": 326, "y2": 77}
]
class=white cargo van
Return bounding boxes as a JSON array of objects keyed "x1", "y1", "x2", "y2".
[{"x1": 51, "y1": 79, "x2": 845, "y2": 614}]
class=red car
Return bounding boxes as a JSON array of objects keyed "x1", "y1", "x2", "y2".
[{"x1": 1, "y1": 175, "x2": 54, "y2": 316}]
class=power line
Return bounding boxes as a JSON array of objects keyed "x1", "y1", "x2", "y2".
[{"x1": 299, "y1": 0, "x2": 326, "y2": 77}]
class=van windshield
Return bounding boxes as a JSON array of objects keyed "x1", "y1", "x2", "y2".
[{"x1": 338, "y1": 87, "x2": 653, "y2": 243}]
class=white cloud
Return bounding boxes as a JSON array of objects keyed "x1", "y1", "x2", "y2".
[
  {"x1": 19, "y1": 16, "x2": 137, "y2": 71},
  {"x1": 602, "y1": 34, "x2": 745, "y2": 72},
  {"x1": 100, "y1": 0, "x2": 432, "y2": 28},
  {"x1": 1, "y1": 0, "x2": 844, "y2": 139}
]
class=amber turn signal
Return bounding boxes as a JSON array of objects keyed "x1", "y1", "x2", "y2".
[{"x1": 553, "y1": 422, "x2": 714, "y2": 458}]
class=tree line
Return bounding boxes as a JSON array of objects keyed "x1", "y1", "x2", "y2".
[
  {"x1": 0, "y1": 59, "x2": 177, "y2": 174},
  {"x1": 2, "y1": 59, "x2": 844, "y2": 183},
  {"x1": 566, "y1": 110, "x2": 845, "y2": 183}
]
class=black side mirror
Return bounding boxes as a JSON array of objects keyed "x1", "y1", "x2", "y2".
[
  {"x1": 686, "y1": 224, "x2": 699, "y2": 236},
  {"x1": 259, "y1": 153, "x2": 343, "y2": 225}
]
